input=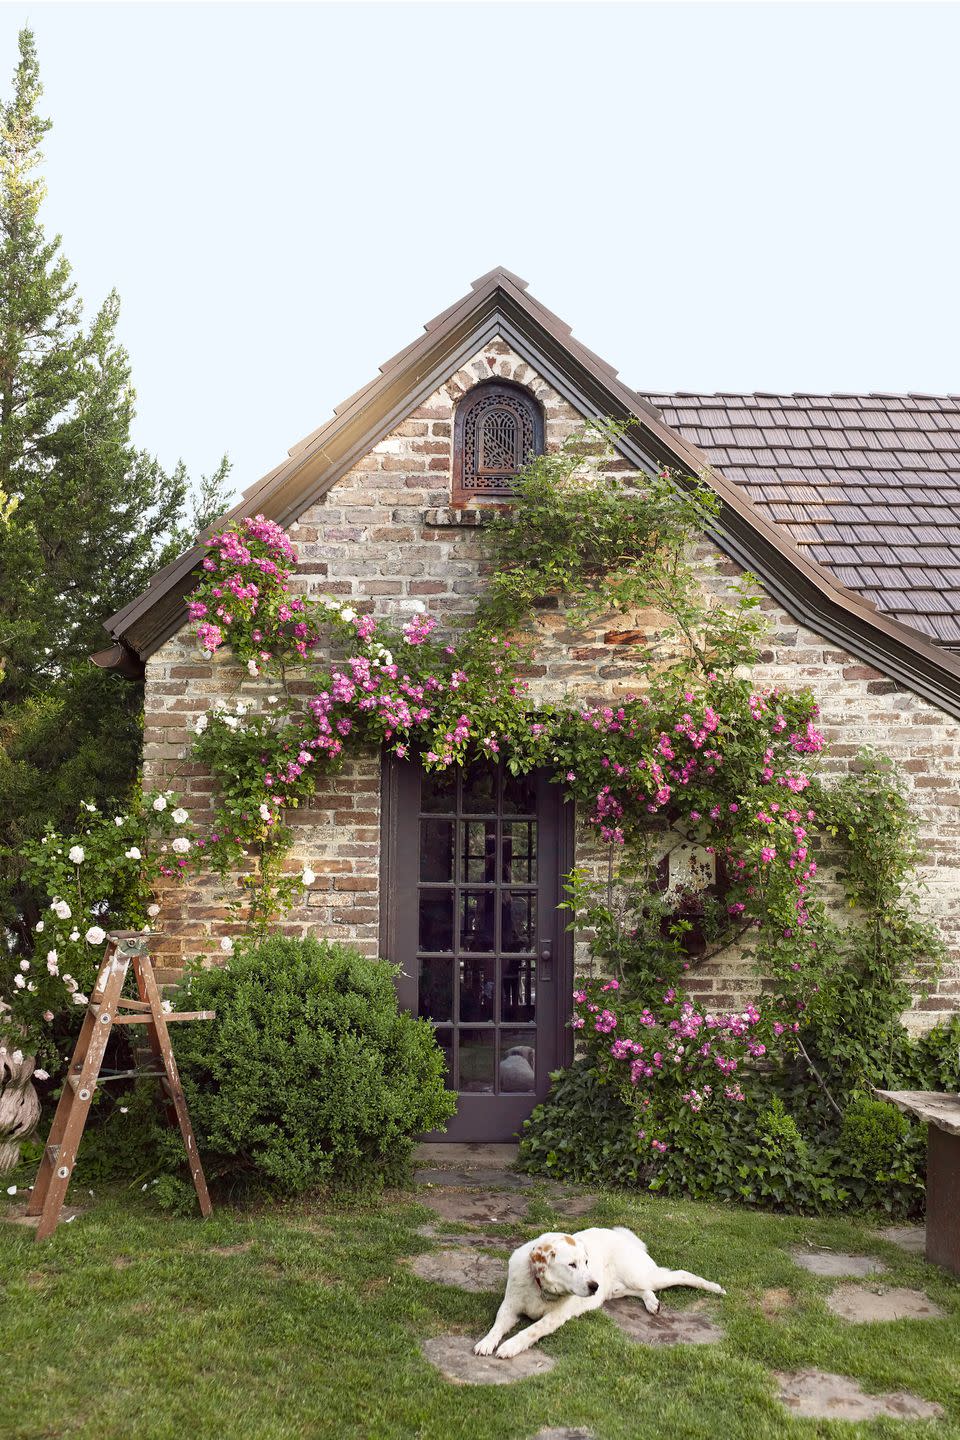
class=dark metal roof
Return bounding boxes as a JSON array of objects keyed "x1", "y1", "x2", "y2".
[
  {"x1": 641, "y1": 392, "x2": 960, "y2": 647},
  {"x1": 102, "y1": 269, "x2": 960, "y2": 720}
]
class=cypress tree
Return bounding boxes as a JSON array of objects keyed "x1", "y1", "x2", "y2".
[{"x1": 0, "y1": 28, "x2": 230, "y2": 944}]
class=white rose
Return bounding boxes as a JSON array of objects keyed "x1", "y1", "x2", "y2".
[
  {"x1": 125, "y1": 847, "x2": 142, "y2": 861},
  {"x1": 85, "y1": 926, "x2": 106, "y2": 945},
  {"x1": 13, "y1": 974, "x2": 24, "y2": 989},
  {"x1": 301, "y1": 867, "x2": 316, "y2": 886},
  {"x1": 223, "y1": 715, "x2": 238, "y2": 731},
  {"x1": 69, "y1": 930, "x2": 80, "y2": 942},
  {"x1": 72, "y1": 993, "x2": 88, "y2": 1006},
  {"x1": 34, "y1": 1069, "x2": 49, "y2": 1082},
  {"x1": 152, "y1": 796, "x2": 167, "y2": 812},
  {"x1": 68, "y1": 846, "x2": 85, "y2": 864},
  {"x1": 247, "y1": 659, "x2": 259, "y2": 676},
  {"x1": 258, "y1": 804, "x2": 271, "y2": 821},
  {"x1": 339, "y1": 607, "x2": 356, "y2": 623},
  {"x1": 409, "y1": 600, "x2": 426, "y2": 614},
  {"x1": 147, "y1": 904, "x2": 160, "y2": 918},
  {"x1": 19, "y1": 959, "x2": 30, "y2": 971},
  {"x1": 171, "y1": 837, "x2": 190, "y2": 855},
  {"x1": 236, "y1": 702, "x2": 248, "y2": 716},
  {"x1": 114, "y1": 816, "x2": 124, "y2": 826},
  {"x1": 46, "y1": 952, "x2": 59, "y2": 976},
  {"x1": 35, "y1": 920, "x2": 44, "y2": 933},
  {"x1": 194, "y1": 715, "x2": 209, "y2": 735},
  {"x1": 5, "y1": 1185, "x2": 15, "y2": 1195},
  {"x1": 172, "y1": 808, "x2": 189, "y2": 825},
  {"x1": 220, "y1": 937, "x2": 234, "y2": 953},
  {"x1": 51, "y1": 899, "x2": 71, "y2": 920}
]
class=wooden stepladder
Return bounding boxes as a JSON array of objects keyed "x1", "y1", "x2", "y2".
[{"x1": 28, "y1": 931, "x2": 215, "y2": 1241}]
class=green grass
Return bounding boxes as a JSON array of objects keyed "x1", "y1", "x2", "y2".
[{"x1": 1, "y1": 1181, "x2": 959, "y2": 1440}]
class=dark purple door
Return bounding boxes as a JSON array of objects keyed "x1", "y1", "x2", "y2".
[{"x1": 383, "y1": 757, "x2": 570, "y2": 1141}]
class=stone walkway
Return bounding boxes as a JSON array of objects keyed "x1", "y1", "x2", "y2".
[
  {"x1": 412, "y1": 1150, "x2": 949, "y2": 1425},
  {"x1": 413, "y1": 1147, "x2": 726, "y2": 1392}
]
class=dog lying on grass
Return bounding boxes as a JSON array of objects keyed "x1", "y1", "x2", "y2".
[{"x1": 475, "y1": 1226, "x2": 726, "y2": 1358}]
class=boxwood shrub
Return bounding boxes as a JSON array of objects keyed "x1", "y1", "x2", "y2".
[{"x1": 164, "y1": 936, "x2": 455, "y2": 1196}]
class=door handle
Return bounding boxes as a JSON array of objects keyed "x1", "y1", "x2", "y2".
[{"x1": 538, "y1": 939, "x2": 553, "y2": 982}]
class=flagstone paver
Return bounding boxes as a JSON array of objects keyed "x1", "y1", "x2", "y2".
[
  {"x1": 604, "y1": 1297, "x2": 724, "y2": 1346},
  {"x1": 775, "y1": 1369, "x2": 944, "y2": 1420},
  {"x1": 826, "y1": 1284, "x2": 946, "y2": 1323},
  {"x1": 407, "y1": 1247, "x2": 507, "y2": 1292},
  {"x1": 878, "y1": 1224, "x2": 926, "y2": 1254},
  {"x1": 420, "y1": 1189, "x2": 530, "y2": 1226},
  {"x1": 532, "y1": 1429, "x2": 596, "y2": 1439},
  {"x1": 415, "y1": 1167, "x2": 533, "y2": 1190},
  {"x1": 416, "y1": 1224, "x2": 520, "y2": 1250},
  {"x1": 790, "y1": 1249, "x2": 886, "y2": 1277},
  {"x1": 422, "y1": 1334, "x2": 555, "y2": 1384}
]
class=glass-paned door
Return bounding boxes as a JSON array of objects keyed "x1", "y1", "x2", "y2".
[{"x1": 385, "y1": 757, "x2": 568, "y2": 1141}]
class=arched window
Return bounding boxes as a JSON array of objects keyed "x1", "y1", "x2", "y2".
[{"x1": 453, "y1": 381, "x2": 544, "y2": 502}]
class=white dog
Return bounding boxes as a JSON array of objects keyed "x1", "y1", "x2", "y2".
[{"x1": 475, "y1": 1226, "x2": 725, "y2": 1359}]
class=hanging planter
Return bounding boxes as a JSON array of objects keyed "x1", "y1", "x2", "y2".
[{"x1": 0, "y1": 1042, "x2": 41, "y2": 1175}]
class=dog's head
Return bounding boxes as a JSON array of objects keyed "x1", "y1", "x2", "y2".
[{"x1": 529, "y1": 1233, "x2": 598, "y2": 1298}]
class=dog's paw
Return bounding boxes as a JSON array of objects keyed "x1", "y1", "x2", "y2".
[
  {"x1": 716, "y1": 1285, "x2": 727, "y2": 1296},
  {"x1": 473, "y1": 1336, "x2": 498, "y2": 1356},
  {"x1": 643, "y1": 1295, "x2": 660, "y2": 1314},
  {"x1": 495, "y1": 1336, "x2": 528, "y2": 1360}
]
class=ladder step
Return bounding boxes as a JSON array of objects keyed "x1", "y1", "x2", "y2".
[
  {"x1": 68, "y1": 1069, "x2": 166, "y2": 1087},
  {"x1": 111, "y1": 1010, "x2": 215, "y2": 1025}
]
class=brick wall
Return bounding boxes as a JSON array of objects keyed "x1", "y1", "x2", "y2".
[{"x1": 142, "y1": 339, "x2": 960, "y2": 1027}]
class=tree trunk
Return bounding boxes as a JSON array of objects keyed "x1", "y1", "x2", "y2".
[{"x1": 0, "y1": 1043, "x2": 41, "y2": 1174}]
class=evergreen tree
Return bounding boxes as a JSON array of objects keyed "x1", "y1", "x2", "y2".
[{"x1": 0, "y1": 28, "x2": 231, "y2": 945}]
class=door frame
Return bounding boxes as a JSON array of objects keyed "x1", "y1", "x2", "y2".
[{"x1": 379, "y1": 750, "x2": 576, "y2": 1137}]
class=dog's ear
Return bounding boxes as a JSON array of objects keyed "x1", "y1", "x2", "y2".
[{"x1": 530, "y1": 1244, "x2": 555, "y2": 1283}]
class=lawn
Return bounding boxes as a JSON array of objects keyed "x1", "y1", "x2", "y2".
[{"x1": 1, "y1": 1179, "x2": 959, "y2": 1440}]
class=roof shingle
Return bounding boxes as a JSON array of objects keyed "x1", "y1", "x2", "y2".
[{"x1": 640, "y1": 391, "x2": 960, "y2": 645}]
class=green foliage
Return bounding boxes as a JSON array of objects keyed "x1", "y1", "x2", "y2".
[
  {"x1": 161, "y1": 937, "x2": 456, "y2": 1196},
  {"x1": 476, "y1": 424, "x2": 767, "y2": 677}
]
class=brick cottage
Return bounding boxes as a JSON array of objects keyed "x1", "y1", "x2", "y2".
[{"x1": 98, "y1": 269, "x2": 960, "y2": 1141}]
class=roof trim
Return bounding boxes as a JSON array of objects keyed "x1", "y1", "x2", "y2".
[{"x1": 103, "y1": 269, "x2": 960, "y2": 721}]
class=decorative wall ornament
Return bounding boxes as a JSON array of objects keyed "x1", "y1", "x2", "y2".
[{"x1": 453, "y1": 382, "x2": 544, "y2": 501}]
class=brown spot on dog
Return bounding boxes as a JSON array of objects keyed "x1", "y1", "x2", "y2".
[{"x1": 563, "y1": 1235, "x2": 576, "y2": 1245}]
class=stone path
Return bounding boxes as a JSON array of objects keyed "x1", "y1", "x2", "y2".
[
  {"x1": 789, "y1": 1248, "x2": 886, "y2": 1278},
  {"x1": 776, "y1": 1370, "x2": 944, "y2": 1421},
  {"x1": 414, "y1": 1150, "x2": 724, "y2": 1388},
  {"x1": 878, "y1": 1224, "x2": 926, "y2": 1254},
  {"x1": 407, "y1": 1247, "x2": 507, "y2": 1292},
  {"x1": 825, "y1": 1284, "x2": 946, "y2": 1323},
  {"x1": 605, "y1": 1297, "x2": 723, "y2": 1347},
  {"x1": 421, "y1": 1334, "x2": 555, "y2": 1385}
]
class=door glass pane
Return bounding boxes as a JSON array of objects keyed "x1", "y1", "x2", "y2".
[
  {"x1": 459, "y1": 956, "x2": 494, "y2": 1021},
  {"x1": 420, "y1": 820, "x2": 454, "y2": 882},
  {"x1": 502, "y1": 821, "x2": 537, "y2": 883},
  {"x1": 419, "y1": 957, "x2": 453, "y2": 1020},
  {"x1": 421, "y1": 766, "x2": 456, "y2": 814},
  {"x1": 502, "y1": 892, "x2": 536, "y2": 952},
  {"x1": 419, "y1": 890, "x2": 454, "y2": 952},
  {"x1": 460, "y1": 890, "x2": 495, "y2": 952},
  {"x1": 462, "y1": 820, "x2": 496, "y2": 882},
  {"x1": 459, "y1": 1029, "x2": 495, "y2": 1092},
  {"x1": 499, "y1": 1031, "x2": 536, "y2": 1092},
  {"x1": 502, "y1": 770, "x2": 536, "y2": 815},
  {"x1": 433, "y1": 1027, "x2": 454, "y2": 1085},
  {"x1": 501, "y1": 956, "x2": 536, "y2": 1022},
  {"x1": 462, "y1": 761, "x2": 497, "y2": 813}
]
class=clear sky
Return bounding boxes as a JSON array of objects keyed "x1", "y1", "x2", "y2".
[{"x1": 2, "y1": 1, "x2": 958, "y2": 503}]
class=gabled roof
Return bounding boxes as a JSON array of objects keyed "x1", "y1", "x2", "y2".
[
  {"x1": 104, "y1": 269, "x2": 960, "y2": 721},
  {"x1": 643, "y1": 391, "x2": 960, "y2": 647}
]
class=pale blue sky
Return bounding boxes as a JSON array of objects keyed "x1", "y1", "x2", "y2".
[{"x1": 2, "y1": 2, "x2": 958, "y2": 501}]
